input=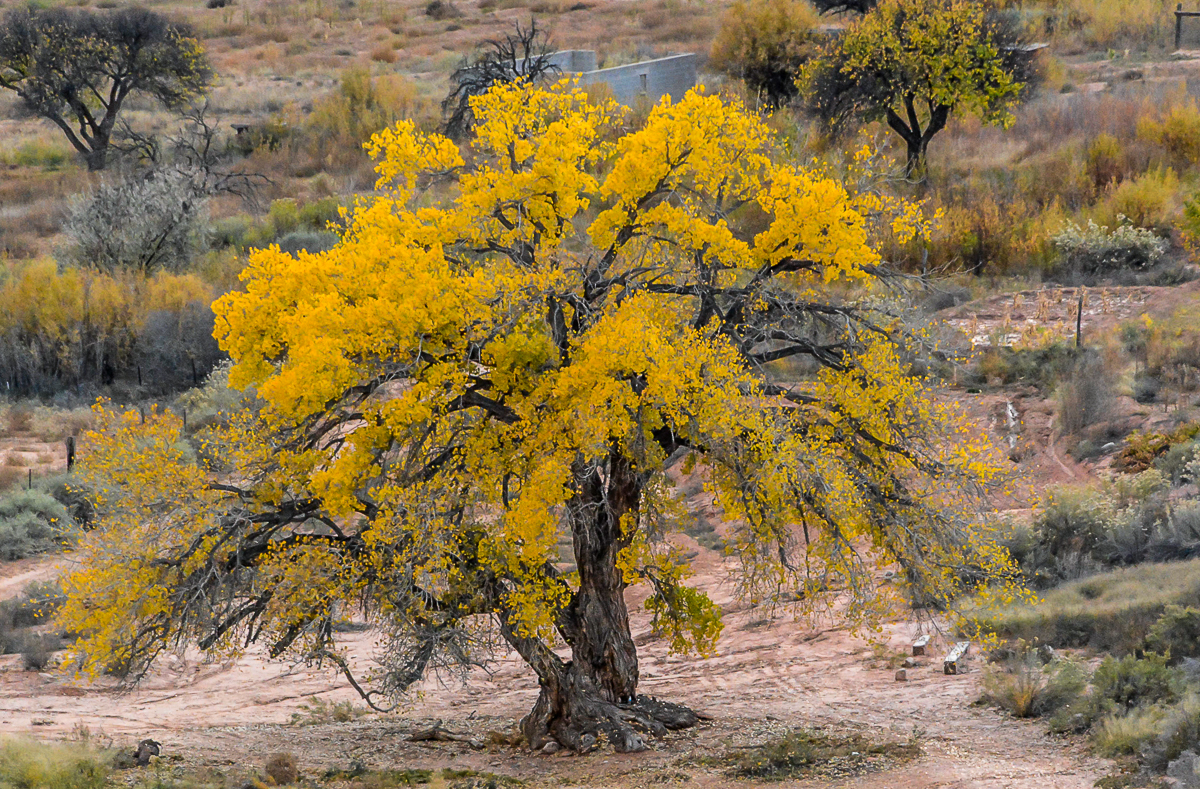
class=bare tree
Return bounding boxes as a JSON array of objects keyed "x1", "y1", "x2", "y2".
[
  {"x1": 0, "y1": 7, "x2": 212, "y2": 171},
  {"x1": 442, "y1": 20, "x2": 560, "y2": 139}
]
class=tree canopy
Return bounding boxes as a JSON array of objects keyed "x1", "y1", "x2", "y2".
[
  {"x1": 0, "y1": 7, "x2": 211, "y2": 171},
  {"x1": 59, "y1": 81, "x2": 1027, "y2": 754},
  {"x1": 803, "y1": 0, "x2": 1025, "y2": 178},
  {"x1": 710, "y1": 0, "x2": 822, "y2": 110}
]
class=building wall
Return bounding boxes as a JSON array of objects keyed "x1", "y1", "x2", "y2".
[{"x1": 547, "y1": 51, "x2": 698, "y2": 106}]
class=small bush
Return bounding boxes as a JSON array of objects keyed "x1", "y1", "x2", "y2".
[
  {"x1": 980, "y1": 652, "x2": 1086, "y2": 718},
  {"x1": 1149, "y1": 606, "x2": 1200, "y2": 664},
  {"x1": 275, "y1": 231, "x2": 340, "y2": 257},
  {"x1": 1093, "y1": 653, "x2": 1185, "y2": 713},
  {"x1": 1094, "y1": 705, "x2": 1170, "y2": 757},
  {"x1": 265, "y1": 753, "x2": 299, "y2": 785},
  {"x1": 0, "y1": 489, "x2": 75, "y2": 560},
  {"x1": 1118, "y1": 424, "x2": 1200, "y2": 474},
  {"x1": 1157, "y1": 441, "x2": 1200, "y2": 486},
  {"x1": 1050, "y1": 218, "x2": 1167, "y2": 275},
  {"x1": 1035, "y1": 486, "x2": 1115, "y2": 558},
  {"x1": 1144, "y1": 693, "x2": 1200, "y2": 773},
  {"x1": 425, "y1": 0, "x2": 460, "y2": 18},
  {"x1": 1138, "y1": 102, "x2": 1200, "y2": 166}
]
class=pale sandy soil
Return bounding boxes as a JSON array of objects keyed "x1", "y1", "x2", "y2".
[{"x1": 0, "y1": 550, "x2": 1109, "y2": 789}]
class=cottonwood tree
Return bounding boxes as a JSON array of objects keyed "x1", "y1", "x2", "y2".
[
  {"x1": 710, "y1": 0, "x2": 821, "y2": 109},
  {"x1": 0, "y1": 7, "x2": 211, "y2": 171},
  {"x1": 59, "y1": 82, "x2": 1027, "y2": 753},
  {"x1": 803, "y1": 0, "x2": 1025, "y2": 179}
]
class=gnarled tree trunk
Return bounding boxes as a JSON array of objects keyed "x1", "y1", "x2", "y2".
[{"x1": 513, "y1": 450, "x2": 700, "y2": 752}]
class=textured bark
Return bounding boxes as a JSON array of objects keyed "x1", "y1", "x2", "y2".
[{"x1": 513, "y1": 448, "x2": 702, "y2": 752}]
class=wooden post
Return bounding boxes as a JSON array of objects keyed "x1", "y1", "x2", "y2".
[
  {"x1": 1178, "y1": 4, "x2": 1184, "y2": 50},
  {"x1": 140, "y1": 406, "x2": 146, "y2": 425},
  {"x1": 27, "y1": 468, "x2": 32, "y2": 490},
  {"x1": 182, "y1": 408, "x2": 187, "y2": 432},
  {"x1": 65, "y1": 436, "x2": 75, "y2": 473}
]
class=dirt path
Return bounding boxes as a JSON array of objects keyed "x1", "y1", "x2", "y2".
[{"x1": 0, "y1": 554, "x2": 1108, "y2": 789}]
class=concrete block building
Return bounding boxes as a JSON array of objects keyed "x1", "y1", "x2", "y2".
[{"x1": 546, "y1": 50, "x2": 698, "y2": 106}]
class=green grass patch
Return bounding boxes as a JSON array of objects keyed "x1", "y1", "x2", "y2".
[{"x1": 979, "y1": 559, "x2": 1200, "y2": 653}]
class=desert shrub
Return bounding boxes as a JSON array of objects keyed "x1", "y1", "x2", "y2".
[
  {"x1": 7, "y1": 580, "x2": 65, "y2": 628},
  {"x1": 305, "y1": 68, "x2": 425, "y2": 169},
  {"x1": 1050, "y1": 218, "x2": 1167, "y2": 275},
  {"x1": 1133, "y1": 374, "x2": 1161, "y2": 404},
  {"x1": 1096, "y1": 168, "x2": 1181, "y2": 235},
  {"x1": 265, "y1": 753, "x2": 299, "y2": 785},
  {"x1": 1144, "y1": 693, "x2": 1200, "y2": 773},
  {"x1": 980, "y1": 651, "x2": 1086, "y2": 718},
  {"x1": 1116, "y1": 424, "x2": 1200, "y2": 473},
  {"x1": 1087, "y1": 133, "x2": 1125, "y2": 190},
  {"x1": 63, "y1": 168, "x2": 210, "y2": 275},
  {"x1": 1094, "y1": 653, "x2": 1185, "y2": 713},
  {"x1": 1138, "y1": 102, "x2": 1200, "y2": 166},
  {"x1": 425, "y1": 0, "x2": 460, "y2": 18},
  {"x1": 0, "y1": 737, "x2": 110, "y2": 789},
  {"x1": 34, "y1": 474, "x2": 96, "y2": 532},
  {"x1": 1094, "y1": 705, "x2": 1171, "y2": 757},
  {"x1": 1035, "y1": 486, "x2": 1116, "y2": 558},
  {"x1": 967, "y1": 343, "x2": 1083, "y2": 392},
  {"x1": 276, "y1": 231, "x2": 340, "y2": 257},
  {"x1": 1156, "y1": 440, "x2": 1200, "y2": 485},
  {"x1": 288, "y1": 698, "x2": 367, "y2": 725},
  {"x1": 1148, "y1": 606, "x2": 1200, "y2": 664},
  {"x1": 0, "y1": 489, "x2": 75, "y2": 559},
  {"x1": 709, "y1": 0, "x2": 819, "y2": 109},
  {"x1": 724, "y1": 728, "x2": 921, "y2": 779}
]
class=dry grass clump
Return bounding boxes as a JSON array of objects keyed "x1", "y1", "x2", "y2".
[{"x1": 0, "y1": 737, "x2": 109, "y2": 789}]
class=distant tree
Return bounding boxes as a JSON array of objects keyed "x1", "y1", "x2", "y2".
[
  {"x1": 442, "y1": 20, "x2": 559, "y2": 139},
  {"x1": 710, "y1": 0, "x2": 821, "y2": 109},
  {"x1": 65, "y1": 167, "x2": 208, "y2": 274},
  {"x1": 0, "y1": 7, "x2": 212, "y2": 171},
  {"x1": 803, "y1": 0, "x2": 1026, "y2": 179}
]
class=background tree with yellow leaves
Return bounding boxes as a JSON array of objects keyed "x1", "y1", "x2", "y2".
[
  {"x1": 803, "y1": 0, "x2": 1032, "y2": 179},
  {"x1": 59, "y1": 81, "x2": 1027, "y2": 754}
]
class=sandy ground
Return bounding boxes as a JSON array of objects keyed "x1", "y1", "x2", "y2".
[
  {"x1": 0, "y1": 550, "x2": 1110, "y2": 789},
  {"x1": 9, "y1": 284, "x2": 1192, "y2": 787}
]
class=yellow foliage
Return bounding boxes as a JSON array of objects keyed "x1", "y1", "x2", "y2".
[{"x1": 61, "y1": 82, "x2": 1026, "y2": 703}]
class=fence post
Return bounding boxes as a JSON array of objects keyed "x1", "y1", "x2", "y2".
[
  {"x1": 1177, "y1": 4, "x2": 1184, "y2": 50},
  {"x1": 66, "y1": 436, "x2": 75, "y2": 473},
  {"x1": 27, "y1": 468, "x2": 32, "y2": 490}
]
